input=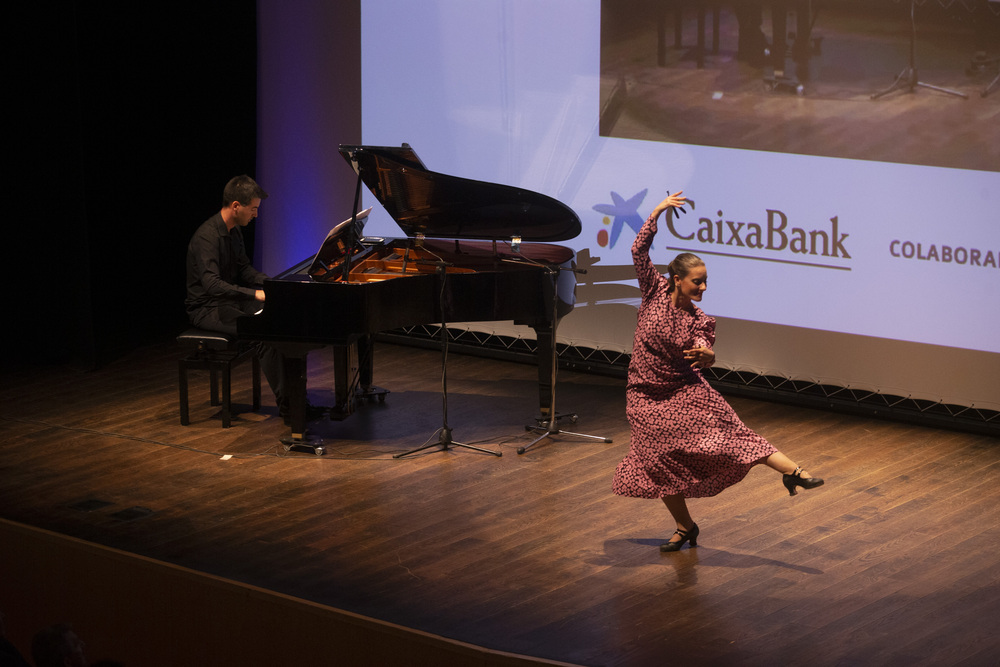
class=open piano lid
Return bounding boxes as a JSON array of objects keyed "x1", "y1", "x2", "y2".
[{"x1": 338, "y1": 144, "x2": 581, "y2": 242}]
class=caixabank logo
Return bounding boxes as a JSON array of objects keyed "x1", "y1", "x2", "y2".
[
  {"x1": 593, "y1": 189, "x2": 852, "y2": 271},
  {"x1": 592, "y1": 188, "x2": 650, "y2": 249}
]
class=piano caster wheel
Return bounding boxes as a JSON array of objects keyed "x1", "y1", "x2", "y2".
[
  {"x1": 280, "y1": 436, "x2": 324, "y2": 455},
  {"x1": 764, "y1": 77, "x2": 804, "y2": 96},
  {"x1": 282, "y1": 444, "x2": 324, "y2": 455}
]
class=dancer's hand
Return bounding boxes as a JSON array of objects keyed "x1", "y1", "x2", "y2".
[
  {"x1": 652, "y1": 191, "x2": 688, "y2": 218},
  {"x1": 684, "y1": 346, "x2": 714, "y2": 369}
]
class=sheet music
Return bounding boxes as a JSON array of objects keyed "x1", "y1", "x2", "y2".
[{"x1": 309, "y1": 207, "x2": 373, "y2": 269}]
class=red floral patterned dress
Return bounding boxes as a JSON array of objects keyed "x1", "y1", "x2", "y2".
[{"x1": 612, "y1": 213, "x2": 777, "y2": 499}]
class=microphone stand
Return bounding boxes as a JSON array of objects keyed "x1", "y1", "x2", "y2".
[
  {"x1": 518, "y1": 263, "x2": 612, "y2": 455},
  {"x1": 985, "y1": 69, "x2": 999, "y2": 98},
  {"x1": 394, "y1": 261, "x2": 501, "y2": 458},
  {"x1": 341, "y1": 170, "x2": 367, "y2": 282},
  {"x1": 871, "y1": 0, "x2": 967, "y2": 100},
  {"x1": 970, "y1": 53, "x2": 999, "y2": 98}
]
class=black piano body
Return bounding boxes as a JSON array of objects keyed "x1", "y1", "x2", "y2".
[{"x1": 238, "y1": 144, "x2": 581, "y2": 441}]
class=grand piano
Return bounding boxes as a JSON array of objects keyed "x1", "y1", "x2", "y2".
[{"x1": 238, "y1": 144, "x2": 581, "y2": 446}]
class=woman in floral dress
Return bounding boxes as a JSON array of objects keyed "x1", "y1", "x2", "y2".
[{"x1": 612, "y1": 192, "x2": 824, "y2": 552}]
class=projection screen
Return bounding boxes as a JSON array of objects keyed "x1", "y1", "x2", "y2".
[{"x1": 258, "y1": 0, "x2": 999, "y2": 410}]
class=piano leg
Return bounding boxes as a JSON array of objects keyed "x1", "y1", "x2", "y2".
[
  {"x1": 276, "y1": 343, "x2": 327, "y2": 455},
  {"x1": 534, "y1": 323, "x2": 556, "y2": 419},
  {"x1": 330, "y1": 336, "x2": 389, "y2": 420},
  {"x1": 763, "y1": 2, "x2": 806, "y2": 95},
  {"x1": 358, "y1": 335, "x2": 373, "y2": 390},
  {"x1": 281, "y1": 353, "x2": 306, "y2": 439},
  {"x1": 332, "y1": 343, "x2": 359, "y2": 419}
]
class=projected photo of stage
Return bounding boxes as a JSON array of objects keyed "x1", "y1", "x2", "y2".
[{"x1": 600, "y1": 0, "x2": 1000, "y2": 172}]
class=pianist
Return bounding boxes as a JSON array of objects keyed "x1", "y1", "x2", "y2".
[{"x1": 185, "y1": 175, "x2": 319, "y2": 425}]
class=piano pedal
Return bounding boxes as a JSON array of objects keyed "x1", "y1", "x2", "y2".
[
  {"x1": 327, "y1": 386, "x2": 389, "y2": 422},
  {"x1": 355, "y1": 385, "x2": 389, "y2": 405}
]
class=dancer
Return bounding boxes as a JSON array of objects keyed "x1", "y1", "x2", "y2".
[{"x1": 612, "y1": 191, "x2": 823, "y2": 553}]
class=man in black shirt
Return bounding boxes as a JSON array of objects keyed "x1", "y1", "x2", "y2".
[{"x1": 185, "y1": 175, "x2": 316, "y2": 424}]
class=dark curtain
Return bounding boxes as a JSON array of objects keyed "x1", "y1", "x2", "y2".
[{"x1": 5, "y1": 1, "x2": 258, "y2": 371}]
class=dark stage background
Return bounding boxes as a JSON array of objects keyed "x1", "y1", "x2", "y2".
[{"x1": 7, "y1": 2, "x2": 259, "y2": 371}]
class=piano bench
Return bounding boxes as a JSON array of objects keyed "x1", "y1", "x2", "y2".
[{"x1": 177, "y1": 328, "x2": 261, "y2": 428}]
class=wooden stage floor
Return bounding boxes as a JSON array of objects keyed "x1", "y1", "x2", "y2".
[{"x1": 1, "y1": 337, "x2": 999, "y2": 665}]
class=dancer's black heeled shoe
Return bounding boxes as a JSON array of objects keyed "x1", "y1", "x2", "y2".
[
  {"x1": 782, "y1": 466, "x2": 824, "y2": 496},
  {"x1": 660, "y1": 523, "x2": 699, "y2": 552}
]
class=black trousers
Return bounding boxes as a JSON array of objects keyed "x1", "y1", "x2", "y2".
[{"x1": 189, "y1": 301, "x2": 288, "y2": 408}]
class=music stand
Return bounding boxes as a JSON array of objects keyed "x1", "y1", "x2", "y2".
[
  {"x1": 518, "y1": 264, "x2": 612, "y2": 455},
  {"x1": 969, "y1": 53, "x2": 999, "y2": 98},
  {"x1": 871, "y1": 0, "x2": 968, "y2": 100},
  {"x1": 394, "y1": 262, "x2": 501, "y2": 459}
]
